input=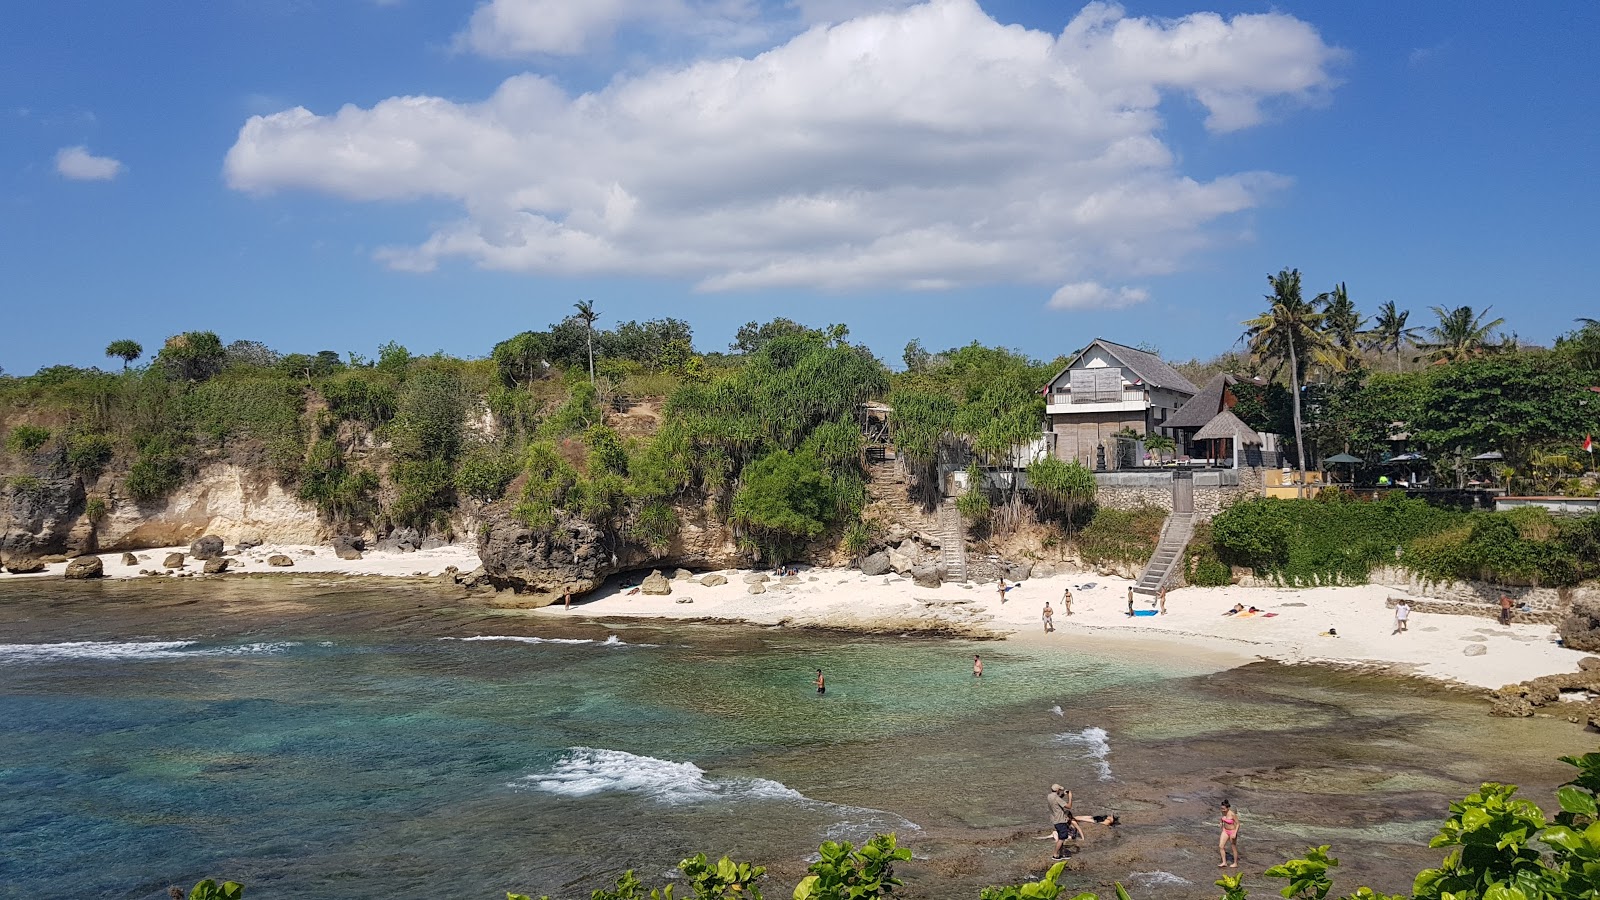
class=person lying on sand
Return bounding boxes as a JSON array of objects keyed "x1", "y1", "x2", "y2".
[
  {"x1": 1223, "y1": 603, "x2": 1245, "y2": 616},
  {"x1": 1319, "y1": 627, "x2": 1339, "y2": 637}
]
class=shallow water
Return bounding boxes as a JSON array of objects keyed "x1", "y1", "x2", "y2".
[{"x1": 0, "y1": 578, "x2": 1591, "y2": 899}]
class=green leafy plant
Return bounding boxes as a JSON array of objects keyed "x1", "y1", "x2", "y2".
[
  {"x1": 680, "y1": 853, "x2": 764, "y2": 899},
  {"x1": 5, "y1": 425, "x2": 51, "y2": 454},
  {"x1": 184, "y1": 880, "x2": 244, "y2": 900},
  {"x1": 1264, "y1": 845, "x2": 1338, "y2": 900},
  {"x1": 792, "y1": 834, "x2": 910, "y2": 900}
]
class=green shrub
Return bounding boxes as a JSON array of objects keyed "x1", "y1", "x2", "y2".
[
  {"x1": 1211, "y1": 494, "x2": 1461, "y2": 586},
  {"x1": 1077, "y1": 505, "x2": 1167, "y2": 567},
  {"x1": 956, "y1": 489, "x2": 992, "y2": 523},
  {"x1": 1403, "y1": 506, "x2": 1597, "y2": 587},
  {"x1": 85, "y1": 496, "x2": 108, "y2": 522},
  {"x1": 628, "y1": 500, "x2": 679, "y2": 553},
  {"x1": 124, "y1": 443, "x2": 186, "y2": 501},
  {"x1": 5, "y1": 425, "x2": 51, "y2": 454},
  {"x1": 391, "y1": 458, "x2": 454, "y2": 529},
  {"x1": 65, "y1": 432, "x2": 114, "y2": 476},
  {"x1": 298, "y1": 438, "x2": 379, "y2": 522},
  {"x1": 320, "y1": 371, "x2": 398, "y2": 426},
  {"x1": 455, "y1": 443, "x2": 519, "y2": 502},
  {"x1": 1184, "y1": 522, "x2": 1232, "y2": 587},
  {"x1": 731, "y1": 449, "x2": 839, "y2": 560}
]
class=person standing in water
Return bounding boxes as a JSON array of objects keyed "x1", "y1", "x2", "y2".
[
  {"x1": 814, "y1": 669, "x2": 825, "y2": 695},
  {"x1": 1042, "y1": 602, "x2": 1055, "y2": 633},
  {"x1": 1218, "y1": 800, "x2": 1240, "y2": 867},
  {"x1": 972, "y1": 654, "x2": 983, "y2": 678}
]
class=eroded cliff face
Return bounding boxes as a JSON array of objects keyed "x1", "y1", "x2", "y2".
[
  {"x1": 1, "y1": 463, "x2": 334, "y2": 558},
  {"x1": 96, "y1": 463, "x2": 328, "y2": 550},
  {"x1": 475, "y1": 499, "x2": 746, "y2": 604}
]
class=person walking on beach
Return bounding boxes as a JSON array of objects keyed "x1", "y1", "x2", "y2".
[
  {"x1": 1048, "y1": 785, "x2": 1074, "y2": 860},
  {"x1": 1062, "y1": 587, "x2": 1073, "y2": 616},
  {"x1": 998, "y1": 578, "x2": 1008, "y2": 603},
  {"x1": 1500, "y1": 594, "x2": 1514, "y2": 626},
  {"x1": 1043, "y1": 602, "x2": 1055, "y2": 633},
  {"x1": 1218, "y1": 800, "x2": 1240, "y2": 867},
  {"x1": 814, "y1": 669, "x2": 825, "y2": 695},
  {"x1": 563, "y1": 591, "x2": 572, "y2": 611},
  {"x1": 1158, "y1": 586, "x2": 1168, "y2": 615},
  {"x1": 1394, "y1": 600, "x2": 1410, "y2": 634},
  {"x1": 973, "y1": 654, "x2": 983, "y2": 678}
]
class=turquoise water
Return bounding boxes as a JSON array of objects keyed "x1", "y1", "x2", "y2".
[{"x1": 0, "y1": 579, "x2": 1591, "y2": 899}]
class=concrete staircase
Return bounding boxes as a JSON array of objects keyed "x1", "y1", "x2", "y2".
[
  {"x1": 937, "y1": 499, "x2": 968, "y2": 582},
  {"x1": 1133, "y1": 512, "x2": 1193, "y2": 595}
]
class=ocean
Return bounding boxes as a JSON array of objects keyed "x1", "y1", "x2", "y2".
[{"x1": 0, "y1": 577, "x2": 1590, "y2": 899}]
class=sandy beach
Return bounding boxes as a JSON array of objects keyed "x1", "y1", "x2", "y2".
[
  {"x1": 541, "y1": 567, "x2": 1587, "y2": 690},
  {"x1": 11, "y1": 546, "x2": 1588, "y2": 691}
]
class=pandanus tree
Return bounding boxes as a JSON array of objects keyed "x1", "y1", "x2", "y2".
[
  {"x1": 1366, "y1": 301, "x2": 1420, "y2": 372},
  {"x1": 1418, "y1": 305, "x2": 1505, "y2": 364},
  {"x1": 104, "y1": 338, "x2": 143, "y2": 371},
  {"x1": 1243, "y1": 268, "x2": 1329, "y2": 496}
]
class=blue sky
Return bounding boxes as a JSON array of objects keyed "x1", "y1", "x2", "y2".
[{"x1": 3, "y1": 0, "x2": 1596, "y2": 374}]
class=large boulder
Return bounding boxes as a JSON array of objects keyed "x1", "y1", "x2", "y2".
[
  {"x1": 64, "y1": 555, "x2": 104, "y2": 579},
  {"x1": 1463, "y1": 643, "x2": 1487, "y2": 657},
  {"x1": 640, "y1": 570, "x2": 673, "y2": 595},
  {"x1": 120, "y1": 552, "x2": 139, "y2": 566},
  {"x1": 911, "y1": 565, "x2": 943, "y2": 589},
  {"x1": 375, "y1": 527, "x2": 421, "y2": 554},
  {"x1": 748, "y1": 582, "x2": 767, "y2": 595},
  {"x1": 673, "y1": 568, "x2": 695, "y2": 581},
  {"x1": 203, "y1": 557, "x2": 231, "y2": 574},
  {"x1": 267, "y1": 554, "x2": 294, "y2": 567},
  {"x1": 163, "y1": 552, "x2": 186, "y2": 569},
  {"x1": 475, "y1": 509, "x2": 609, "y2": 598},
  {"x1": 859, "y1": 552, "x2": 891, "y2": 577},
  {"x1": 743, "y1": 572, "x2": 770, "y2": 585},
  {"x1": 700, "y1": 573, "x2": 728, "y2": 587},
  {"x1": 4, "y1": 556, "x2": 46, "y2": 574},
  {"x1": 1003, "y1": 561, "x2": 1034, "y2": 582},
  {"x1": 1561, "y1": 601, "x2": 1600, "y2": 652},
  {"x1": 889, "y1": 551, "x2": 915, "y2": 575},
  {"x1": 332, "y1": 534, "x2": 365, "y2": 560},
  {"x1": 189, "y1": 535, "x2": 225, "y2": 560},
  {"x1": 1, "y1": 475, "x2": 84, "y2": 559}
]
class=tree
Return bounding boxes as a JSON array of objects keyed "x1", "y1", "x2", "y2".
[
  {"x1": 1366, "y1": 301, "x2": 1420, "y2": 372},
  {"x1": 1243, "y1": 268, "x2": 1329, "y2": 495},
  {"x1": 731, "y1": 449, "x2": 837, "y2": 560},
  {"x1": 731, "y1": 317, "x2": 812, "y2": 354},
  {"x1": 574, "y1": 300, "x2": 598, "y2": 383},
  {"x1": 1412, "y1": 353, "x2": 1595, "y2": 471},
  {"x1": 104, "y1": 339, "x2": 143, "y2": 371},
  {"x1": 155, "y1": 331, "x2": 226, "y2": 382},
  {"x1": 1417, "y1": 305, "x2": 1506, "y2": 364},
  {"x1": 1314, "y1": 282, "x2": 1366, "y2": 377},
  {"x1": 491, "y1": 331, "x2": 552, "y2": 387},
  {"x1": 1555, "y1": 318, "x2": 1600, "y2": 375},
  {"x1": 1025, "y1": 456, "x2": 1096, "y2": 528}
]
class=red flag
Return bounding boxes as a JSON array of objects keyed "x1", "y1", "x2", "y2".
[{"x1": 1587, "y1": 434, "x2": 1595, "y2": 453}]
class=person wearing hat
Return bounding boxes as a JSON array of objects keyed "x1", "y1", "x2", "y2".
[{"x1": 1048, "y1": 784, "x2": 1075, "y2": 860}]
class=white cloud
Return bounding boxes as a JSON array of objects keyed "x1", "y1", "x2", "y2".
[
  {"x1": 55, "y1": 145, "x2": 124, "y2": 181},
  {"x1": 226, "y1": 0, "x2": 1341, "y2": 293},
  {"x1": 1047, "y1": 282, "x2": 1149, "y2": 310}
]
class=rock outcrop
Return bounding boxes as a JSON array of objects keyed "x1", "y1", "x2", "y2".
[
  {"x1": 333, "y1": 534, "x2": 365, "y2": 560},
  {"x1": 1, "y1": 475, "x2": 85, "y2": 559},
  {"x1": 267, "y1": 554, "x2": 294, "y2": 567},
  {"x1": 64, "y1": 555, "x2": 103, "y2": 579},
  {"x1": 4, "y1": 556, "x2": 45, "y2": 574},
  {"x1": 859, "y1": 552, "x2": 891, "y2": 576},
  {"x1": 203, "y1": 557, "x2": 231, "y2": 574},
  {"x1": 912, "y1": 565, "x2": 943, "y2": 588},
  {"x1": 163, "y1": 552, "x2": 186, "y2": 568},
  {"x1": 476, "y1": 511, "x2": 610, "y2": 600},
  {"x1": 121, "y1": 552, "x2": 139, "y2": 566},
  {"x1": 1491, "y1": 662, "x2": 1600, "y2": 728},
  {"x1": 1561, "y1": 600, "x2": 1600, "y2": 652},
  {"x1": 189, "y1": 535, "x2": 224, "y2": 560},
  {"x1": 699, "y1": 573, "x2": 728, "y2": 587},
  {"x1": 640, "y1": 570, "x2": 672, "y2": 595}
]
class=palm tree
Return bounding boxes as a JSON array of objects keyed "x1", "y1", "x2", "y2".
[
  {"x1": 1366, "y1": 301, "x2": 1420, "y2": 372},
  {"x1": 1314, "y1": 282, "x2": 1366, "y2": 376},
  {"x1": 1417, "y1": 305, "x2": 1505, "y2": 364},
  {"x1": 573, "y1": 300, "x2": 598, "y2": 383},
  {"x1": 1243, "y1": 268, "x2": 1329, "y2": 497},
  {"x1": 105, "y1": 339, "x2": 142, "y2": 371}
]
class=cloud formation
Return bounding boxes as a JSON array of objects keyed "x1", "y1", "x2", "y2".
[
  {"x1": 55, "y1": 145, "x2": 124, "y2": 181},
  {"x1": 456, "y1": 0, "x2": 773, "y2": 57},
  {"x1": 226, "y1": 0, "x2": 1340, "y2": 297},
  {"x1": 1048, "y1": 282, "x2": 1150, "y2": 310}
]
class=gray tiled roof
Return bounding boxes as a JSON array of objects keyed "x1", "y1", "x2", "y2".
[
  {"x1": 1046, "y1": 338, "x2": 1199, "y2": 396},
  {"x1": 1193, "y1": 409, "x2": 1263, "y2": 445},
  {"x1": 1166, "y1": 373, "x2": 1234, "y2": 429}
]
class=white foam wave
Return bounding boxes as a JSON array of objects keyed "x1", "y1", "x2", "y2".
[
  {"x1": 1130, "y1": 871, "x2": 1190, "y2": 887},
  {"x1": 0, "y1": 640, "x2": 297, "y2": 663},
  {"x1": 449, "y1": 634, "x2": 645, "y2": 647},
  {"x1": 1054, "y1": 726, "x2": 1113, "y2": 781},
  {"x1": 514, "y1": 747, "x2": 800, "y2": 804},
  {"x1": 1049, "y1": 705, "x2": 1064, "y2": 717},
  {"x1": 514, "y1": 748, "x2": 920, "y2": 835}
]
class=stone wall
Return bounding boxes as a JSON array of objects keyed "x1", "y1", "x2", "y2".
[
  {"x1": 1383, "y1": 595, "x2": 1564, "y2": 626},
  {"x1": 1093, "y1": 466, "x2": 1265, "y2": 523},
  {"x1": 1371, "y1": 566, "x2": 1600, "y2": 613}
]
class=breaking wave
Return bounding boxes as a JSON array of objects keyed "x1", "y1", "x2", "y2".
[
  {"x1": 0, "y1": 640, "x2": 298, "y2": 663},
  {"x1": 1054, "y1": 726, "x2": 1113, "y2": 781},
  {"x1": 513, "y1": 748, "x2": 919, "y2": 836},
  {"x1": 448, "y1": 634, "x2": 645, "y2": 647}
]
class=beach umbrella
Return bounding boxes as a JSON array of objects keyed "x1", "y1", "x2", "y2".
[{"x1": 1323, "y1": 452, "x2": 1362, "y2": 484}]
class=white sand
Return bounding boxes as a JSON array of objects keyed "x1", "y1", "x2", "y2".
[
  {"x1": 542, "y1": 568, "x2": 1587, "y2": 690},
  {"x1": 15, "y1": 547, "x2": 1586, "y2": 689}
]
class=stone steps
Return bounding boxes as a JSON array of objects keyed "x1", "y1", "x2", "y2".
[{"x1": 1133, "y1": 512, "x2": 1193, "y2": 595}]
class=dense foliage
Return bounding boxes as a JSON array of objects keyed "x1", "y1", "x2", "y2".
[{"x1": 1209, "y1": 495, "x2": 1600, "y2": 587}]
